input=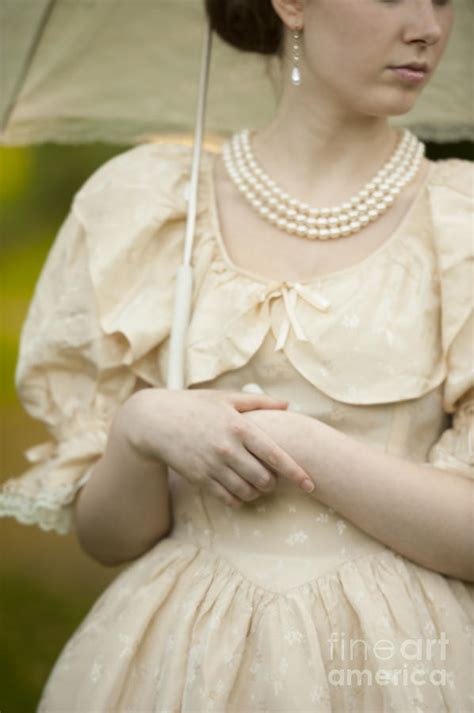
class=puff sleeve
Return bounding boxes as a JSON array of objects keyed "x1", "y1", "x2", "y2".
[
  {"x1": 426, "y1": 159, "x2": 474, "y2": 478},
  {"x1": 0, "y1": 198, "x2": 137, "y2": 535}
]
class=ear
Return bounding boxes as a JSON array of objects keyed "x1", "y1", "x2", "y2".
[{"x1": 271, "y1": 0, "x2": 305, "y2": 30}]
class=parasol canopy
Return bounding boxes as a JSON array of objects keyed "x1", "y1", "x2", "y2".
[{"x1": 1, "y1": 0, "x2": 473, "y2": 148}]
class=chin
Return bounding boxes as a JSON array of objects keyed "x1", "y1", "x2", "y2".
[
  {"x1": 387, "y1": 95, "x2": 423, "y2": 117},
  {"x1": 363, "y1": 90, "x2": 421, "y2": 119}
]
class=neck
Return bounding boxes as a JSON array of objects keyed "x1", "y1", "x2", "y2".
[{"x1": 252, "y1": 96, "x2": 401, "y2": 205}]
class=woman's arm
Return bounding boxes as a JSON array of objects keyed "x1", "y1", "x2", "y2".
[
  {"x1": 243, "y1": 408, "x2": 474, "y2": 582},
  {"x1": 73, "y1": 397, "x2": 172, "y2": 567}
]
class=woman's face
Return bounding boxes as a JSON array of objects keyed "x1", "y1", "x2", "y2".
[{"x1": 279, "y1": 0, "x2": 455, "y2": 118}]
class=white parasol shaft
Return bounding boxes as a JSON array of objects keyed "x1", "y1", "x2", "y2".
[{"x1": 166, "y1": 17, "x2": 213, "y2": 390}]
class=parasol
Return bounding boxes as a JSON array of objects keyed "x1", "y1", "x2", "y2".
[{"x1": 1, "y1": 0, "x2": 472, "y2": 389}]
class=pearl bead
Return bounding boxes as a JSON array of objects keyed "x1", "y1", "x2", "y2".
[{"x1": 221, "y1": 127, "x2": 424, "y2": 242}]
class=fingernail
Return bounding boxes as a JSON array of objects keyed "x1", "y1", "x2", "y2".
[{"x1": 302, "y1": 479, "x2": 314, "y2": 493}]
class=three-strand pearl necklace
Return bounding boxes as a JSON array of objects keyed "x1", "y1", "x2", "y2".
[{"x1": 221, "y1": 127, "x2": 425, "y2": 240}]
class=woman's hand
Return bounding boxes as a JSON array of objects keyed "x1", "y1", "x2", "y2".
[{"x1": 122, "y1": 388, "x2": 315, "y2": 509}]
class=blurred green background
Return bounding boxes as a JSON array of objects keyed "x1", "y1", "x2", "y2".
[
  {"x1": 0, "y1": 141, "x2": 134, "y2": 713},
  {"x1": 0, "y1": 138, "x2": 472, "y2": 711}
]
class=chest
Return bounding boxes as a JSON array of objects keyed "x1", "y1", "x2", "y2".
[{"x1": 211, "y1": 155, "x2": 431, "y2": 283}]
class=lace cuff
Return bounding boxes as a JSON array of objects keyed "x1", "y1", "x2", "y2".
[{"x1": 0, "y1": 425, "x2": 107, "y2": 534}]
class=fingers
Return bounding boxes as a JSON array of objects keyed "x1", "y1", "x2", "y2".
[
  {"x1": 242, "y1": 427, "x2": 315, "y2": 493},
  {"x1": 222, "y1": 449, "x2": 277, "y2": 493},
  {"x1": 214, "y1": 466, "x2": 264, "y2": 502},
  {"x1": 226, "y1": 392, "x2": 289, "y2": 413},
  {"x1": 207, "y1": 478, "x2": 243, "y2": 509}
]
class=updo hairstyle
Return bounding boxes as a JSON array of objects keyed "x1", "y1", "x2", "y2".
[{"x1": 204, "y1": 0, "x2": 285, "y2": 59}]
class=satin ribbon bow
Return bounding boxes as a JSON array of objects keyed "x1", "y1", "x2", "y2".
[{"x1": 257, "y1": 281, "x2": 332, "y2": 351}]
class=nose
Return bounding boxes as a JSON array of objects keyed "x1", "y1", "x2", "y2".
[{"x1": 402, "y1": 0, "x2": 446, "y2": 46}]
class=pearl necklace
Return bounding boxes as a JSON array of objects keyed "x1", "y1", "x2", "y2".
[{"x1": 221, "y1": 127, "x2": 425, "y2": 240}]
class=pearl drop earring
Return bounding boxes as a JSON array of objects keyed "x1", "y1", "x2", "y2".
[{"x1": 291, "y1": 26, "x2": 302, "y2": 86}]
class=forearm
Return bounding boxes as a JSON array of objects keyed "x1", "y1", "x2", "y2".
[
  {"x1": 73, "y1": 397, "x2": 172, "y2": 567},
  {"x1": 244, "y1": 408, "x2": 474, "y2": 581}
]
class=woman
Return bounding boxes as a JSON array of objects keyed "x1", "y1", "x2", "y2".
[{"x1": 1, "y1": 0, "x2": 472, "y2": 710}]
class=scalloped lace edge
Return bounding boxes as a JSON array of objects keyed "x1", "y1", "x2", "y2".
[{"x1": 0, "y1": 468, "x2": 93, "y2": 535}]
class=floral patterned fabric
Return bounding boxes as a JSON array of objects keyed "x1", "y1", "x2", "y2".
[{"x1": 0, "y1": 142, "x2": 472, "y2": 711}]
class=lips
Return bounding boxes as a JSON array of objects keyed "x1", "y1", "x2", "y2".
[
  {"x1": 389, "y1": 66, "x2": 428, "y2": 83},
  {"x1": 391, "y1": 63, "x2": 428, "y2": 73}
]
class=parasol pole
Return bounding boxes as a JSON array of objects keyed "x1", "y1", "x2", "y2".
[{"x1": 166, "y1": 16, "x2": 213, "y2": 390}]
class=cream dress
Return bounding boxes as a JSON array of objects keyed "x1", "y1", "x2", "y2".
[{"x1": 0, "y1": 142, "x2": 473, "y2": 713}]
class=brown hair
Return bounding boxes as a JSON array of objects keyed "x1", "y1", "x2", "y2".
[{"x1": 204, "y1": 0, "x2": 285, "y2": 58}]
